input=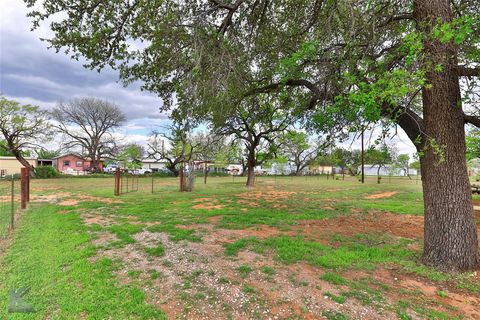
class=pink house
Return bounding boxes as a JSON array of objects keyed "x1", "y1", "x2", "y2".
[{"x1": 54, "y1": 154, "x2": 104, "y2": 173}]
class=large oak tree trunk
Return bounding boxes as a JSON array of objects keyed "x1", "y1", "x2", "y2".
[
  {"x1": 246, "y1": 161, "x2": 256, "y2": 187},
  {"x1": 295, "y1": 164, "x2": 302, "y2": 176},
  {"x1": 245, "y1": 143, "x2": 257, "y2": 187},
  {"x1": 415, "y1": 0, "x2": 480, "y2": 271}
]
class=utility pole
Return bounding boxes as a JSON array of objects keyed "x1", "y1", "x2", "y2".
[{"x1": 361, "y1": 129, "x2": 365, "y2": 184}]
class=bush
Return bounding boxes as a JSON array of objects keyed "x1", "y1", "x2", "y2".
[
  {"x1": 151, "y1": 171, "x2": 174, "y2": 177},
  {"x1": 34, "y1": 166, "x2": 60, "y2": 178},
  {"x1": 192, "y1": 171, "x2": 229, "y2": 177}
]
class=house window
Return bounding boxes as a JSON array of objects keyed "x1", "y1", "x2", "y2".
[
  {"x1": 63, "y1": 160, "x2": 70, "y2": 166},
  {"x1": 76, "y1": 161, "x2": 82, "y2": 167}
]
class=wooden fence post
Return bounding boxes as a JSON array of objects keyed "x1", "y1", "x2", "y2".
[
  {"x1": 27, "y1": 168, "x2": 30, "y2": 203},
  {"x1": 11, "y1": 176, "x2": 14, "y2": 228},
  {"x1": 114, "y1": 168, "x2": 121, "y2": 196},
  {"x1": 21, "y1": 168, "x2": 28, "y2": 209}
]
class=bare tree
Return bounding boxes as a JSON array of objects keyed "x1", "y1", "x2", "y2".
[
  {"x1": 51, "y1": 97, "x2": 126, "y2": 172},
  {"x1": 0, "y1": 97, "x2": 51, "y2": 172}
]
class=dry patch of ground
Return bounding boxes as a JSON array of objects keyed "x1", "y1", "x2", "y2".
[
  {"x1": 296, "y1": 212, "x2": 424, "y2": 241},
  {"x1": 374, "y1": 268, "x2": 480, "y2": 320},
  {"x1": 192, "y1": 203, "x2": 225, "y2": 210},
  {"x1": 92, "y1": 232, "x2": 118, "y2": 246},
  {"x1": 95, "y1": 230, "x2": 396, "y2": 319},
  {"x1": 237, "y1": 190, "x2": 297, "y2": 202},
  {"x1": 364, "y1": 191, "x2": 398, "y2": 199},
  {"x1": 235, "y1": 190, "x2": 297, "y2": 208},
  {"x1": 81, "y1": 213, "x2": 116, "y2": 227},
  {"x1": 31, "y1": 192, "x2": 122, "y2": 206},
  {"x1": 191, "y1": 197, "x2": 226, "y2": 210},
  {"x1": 82, "y1": 208, "x2": 479, "y2": 319}
]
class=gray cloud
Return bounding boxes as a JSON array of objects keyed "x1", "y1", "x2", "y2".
[{"x1": 0, "y1": 0, "x2": 167, "y2": 121}]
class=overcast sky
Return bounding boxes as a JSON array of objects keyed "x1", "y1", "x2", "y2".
[
  {"x1": 0, "y1": 0, "x2": 170, "y2": 147},
  {"x1": 0, "y1": 0, "x2": 417, "y2": 158}
]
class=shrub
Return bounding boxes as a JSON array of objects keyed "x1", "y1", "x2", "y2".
[
  {"x1": 34, "y1": 166, "x2": 60, "y2": 178},
  {"x1": 151, "y1": 171, "x2": 174, "y2": 177}
]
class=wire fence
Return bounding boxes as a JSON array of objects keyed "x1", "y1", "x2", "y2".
[
  {"x1": 0, "y1": 172, "x2": 19, "y2": 238},
  {"x1": 119, "y1": 173, "x2": 140, "y2": 195}
]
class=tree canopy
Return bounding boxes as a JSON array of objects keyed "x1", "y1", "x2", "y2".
[
  {"x1": 0, "y1": 97, "x2": 51, "y2": 171},
  {"x1": 51, "y1": 97, "x2": 126, "y2": 171}
]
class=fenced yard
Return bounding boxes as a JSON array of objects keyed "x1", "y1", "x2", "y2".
[{"x1": 0, "y1": 175, "x2": 479, "y2": 319}]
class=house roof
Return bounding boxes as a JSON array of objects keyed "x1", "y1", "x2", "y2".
[
  {"x1": 54, "y1": 154, "x2": 104, "y2": 161},
  {"x1": 0, "y1": 156, "x2": 37, "y2": 160},
  {"x1": 54, "y1": 153, "x2": 83, "y2": 160}
]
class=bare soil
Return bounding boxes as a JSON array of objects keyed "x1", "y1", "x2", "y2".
[
  {"x1": 364, "y1": 191, "x2": 398, "y2": 199},
  {"x1": 295, "y1": 212, "x2": 424, "y2": 241}
]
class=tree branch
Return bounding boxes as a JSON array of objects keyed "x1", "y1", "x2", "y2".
[
  {"x1": 455, "y1": 65, "x2": 480, "y2": 77},
  {"x1": 464, "y1": 114, "x2": 480, "y2": 128}
]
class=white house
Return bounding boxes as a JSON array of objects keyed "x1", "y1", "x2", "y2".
[
  {"x1": 359, "y1": 164, "x2": 417, "y2": 176},
  {"x1": 140, "y1": 158, "x2": 167, "y2": 172}
]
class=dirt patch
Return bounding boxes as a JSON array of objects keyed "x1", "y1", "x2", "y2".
[
  {"x1": 365, "y1": 191, "x2": 398, "y2": 199},
  {"x1": 296, "y1": 212, "x2": 424, "y2": 240},
  {"x1": 96, "y1": 230, "x2": 396, "y2": 319},
  {"x1": 193, "y1": 197, "x2": 215, "y2": 202},
  {"x1": 31, "y1": 192, "x2": 72, "y2": 203},
  {"x1": 192, "y1": 203, "x2": 225, "y2": 210},
  {"x1": 92, "y1": 232, "x2": 118, "y2": 246},
  {"x1": 58, "y1": 199, "x2": 80, "y2": 206},
  {"x1": 57, "y1": 210, "x2": 73, "y2": 214},
  {"x1": 81, "y1": 214, "x2": 115, "y2": 227},
  {"x1": 374, "y1": 268, "x2": 480, "y2": 320},
  {"x1": 237, "y1": 190, "x2": 297, "y2": 202},
  {"x1": 31, "y1": 192, "x2": 122, "y2": 206},
  {"x1": 235, "y1": 190, "x2": 297, "y2": 209}
]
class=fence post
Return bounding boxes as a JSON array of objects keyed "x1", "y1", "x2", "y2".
[
  {"x1": 20, "y1": 168, "x2": 28, "y2": 209},
  {"x1": 151, "y1": 174, "x2": 154, "y2": 194},
  {"x1": 114, "y1": 168, "x2": 120, "y2": 196},
  {"x1": 11, "y1": 175, "x2": 14, "y2": 229},
  {"x1": 26, "y1": 168, "x2": 30, "y2": 203}
]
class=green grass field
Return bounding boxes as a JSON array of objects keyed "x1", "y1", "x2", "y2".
[{"x1": 0, "y1": 175, "x2": 479, "y2": 319}]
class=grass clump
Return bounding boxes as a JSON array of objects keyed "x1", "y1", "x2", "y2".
[
  {"x1": 324, "y1": 292, "x2": 347, "y2": 304},
  {"x1": 109, "y1": 223, "x2": 143, "y2": 246},
  {"x1": 144, "y1": 242, "x2": 165, "y2": 257},
  {"x1": 243, "y1": 285, "x2": 257, "y2": 294},
  {"x1": 320, "y1": 272, "x2": 347, "y2": 285},
  {"x1": 224, "y1": 236, "x2": 258, "y2": 256},
  {"x1": 236, "y1": 265, "x2": 253, "y2": 278},
  {"x1": 260, "y1": 266, "x2": 276, "y2": 276},
  {"x1": 322, "y1": 310, "x2": 349, "y2": 320}
]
